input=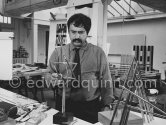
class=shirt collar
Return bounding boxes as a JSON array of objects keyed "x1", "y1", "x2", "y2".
[{"x1": 69, "y1": 42, "x2": 89, "y2": 52}]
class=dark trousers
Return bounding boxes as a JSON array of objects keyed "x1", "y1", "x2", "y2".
[{"x1": 56, "y1": 96, "x2": 102, "y2": 123}]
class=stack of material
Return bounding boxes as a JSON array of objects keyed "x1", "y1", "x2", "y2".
[{"x1": 141, "y1": 71, "x2": 161, "y2": 90}]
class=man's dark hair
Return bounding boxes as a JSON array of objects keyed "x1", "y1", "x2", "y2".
[{"x1": 67, "y1": 13, "x2": 91, "y2": 34}]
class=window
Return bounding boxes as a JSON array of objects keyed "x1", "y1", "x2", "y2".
[
  {"x1": 0, "y1": 15, "x2": 3, "y2": 23},
  {"x1": 4, "y1": 17, "x2": 7, "y2": 23},
  {"x1": 6, "y1": 0, "x2": 14, "y2": 4},
  {"x1": 0, "y1": 15, "x2": 11, "y2": 24}
]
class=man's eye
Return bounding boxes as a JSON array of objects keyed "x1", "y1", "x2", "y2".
[
  {"x1": 78, "y1": 31, "x2": 84, "y2": 34},
  {"x1": 71, "y1": 31, "x2": 76, "y2": 34}
]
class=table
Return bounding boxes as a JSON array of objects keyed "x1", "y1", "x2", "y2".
[
  {"x1": 0, "y1": 88, "x2": 95, "y2": 125},
  {"x1": 1, "y1": 88, "x2": 166, "y2": 125},
  {"x1": 132, "y1": 111, "x2": 166, "y2": 125},
  {"x1": 13, "y1": 69, "x2": 50, "y2": 101},
  {"x1": 97, "y1": 110, "x2": 166, "y2": 125},
  {"x1": 21, "y1": 69, "x2": 49, "y2": 79}
]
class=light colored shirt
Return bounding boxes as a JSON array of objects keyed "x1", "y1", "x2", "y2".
[{"x1": 48, "y1": 42, "x2": 114, "y2": 105}]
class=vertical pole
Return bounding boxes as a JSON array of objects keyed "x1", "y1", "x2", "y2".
[
  {"x1": 102, "y1": 0, "x2": 108, "y2": 53},
  {"x1": 32, "y1": 13, "x2": 38, "y2": 63},
  {"x1": 102, "y1": 0, "x2": 113, "y2": 55},
  {"x1": 62, "y1": 82, "x2": 65, "y2": 113}
]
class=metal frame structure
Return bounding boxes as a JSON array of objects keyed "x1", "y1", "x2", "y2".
[
  {"x1": 107, "y1": 0, "x2": 163, "y2": 20},
  {"x1": 110, "y1": 57, "x2": 166, "y2": 125}
]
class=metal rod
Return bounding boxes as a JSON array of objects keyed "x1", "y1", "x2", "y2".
[
  {"x1": 139, "y1": 87, "x2": 150, "y2": 123},
  {"x1": 127, "y1": 105, "x2": 166, "y2": 119},
  {"x1": 119, "y1": 93, "x2": 130, "y2": 125},
  {"x1": 119, "y1": 93, "x2": 133, "y2": 125},
  {"x1": 124, "y1": 94, "x2": 134, "y2": 125},
  {"x1": 110, "y1": 57, "x2": 136, "y2": 125},
  {"x1": 124, "y1": 0, "x2": 137, "y2": 14},
  {"x1": 123, "y1": 57, "x2": 137, "y2": 86},
  {"x1": 62, "y1": 60, "x2": 70, "y2": 114},
  {"x1": 137, "y1": 3, "x2": 146, "y2": 12},
  {"x1": 108, "y1": 10, "x2": 115, "y2": 16},
  {"x1": 62, "y1": 79, "x2": 65, "y2": 113},
  {"x1": 109, "y1": 4, "x2": 122, "y2": 16},
  {"x1": 141, "y1": 87, "x2": 153, "y2": 121},
  {"x1": 120, "y1": 85, "x2": 166, "y2": 116},
  {"x1": 63, "y1": 55, "x2": 76, "y2": 79},
  {"x1": 114, "y1": 0, "x2": 130, "y2": 15},
  {"x1": 110, "y1": 88, "x2": 125, "y2": 125},
  {"x1": 136, "y1": 88, "x2": 145, "y2": 122},
  {"x1": 113, "y1": 101, "x2": 166, "y2": 119}
]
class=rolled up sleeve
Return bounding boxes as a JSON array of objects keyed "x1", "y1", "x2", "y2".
[
  {"x1": 48, "y1": 49, "x2": 59, "y2": 73},
  {"x1": 99, "y1": 50, "x2": 114, "y2": 106}
]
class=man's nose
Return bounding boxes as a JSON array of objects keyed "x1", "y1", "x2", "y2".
[{"x1": 75, "y1": 32, "x2": 80, "y2": 38}]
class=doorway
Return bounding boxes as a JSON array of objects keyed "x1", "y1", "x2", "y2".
[{"x1": 38, "y1": 25, "x2": 49, "y2": 65}]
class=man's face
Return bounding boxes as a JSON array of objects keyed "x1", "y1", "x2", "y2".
[{"x1": 69, "y1": 23, "x2": 88, "y2": 48}]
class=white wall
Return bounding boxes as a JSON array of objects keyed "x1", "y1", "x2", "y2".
[
  {"x1": 32, "y1": 7, "x2": 66, "y2": 63},
  {"x1": 13, "y1": 18, "x2": 33, "y2": 64},
  {"x1": 107, "y1": 18, "x2": 166, "y2": 79},
  {"x1": 0, "y1": 0, "x2": 4, "y2": 14},
  {"x1": 0, "y1": 32, "x2": 13, "y2": 80}
]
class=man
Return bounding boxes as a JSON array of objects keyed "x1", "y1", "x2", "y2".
[{"x1": 48, "y1": 13, "x2": 114, "y2": 123}]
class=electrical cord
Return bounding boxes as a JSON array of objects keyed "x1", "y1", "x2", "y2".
[
  {"x1": 7, "y1": 105, "x2": 18, "y2": 117},
  {"x1": 0, "y1": 108, "x2": 8, "y2": 122},
  {"x1": 0, "y1": 105, "x2": 21, "y2": 122}
]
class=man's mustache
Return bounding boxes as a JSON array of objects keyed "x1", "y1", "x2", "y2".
[{"x1": 72, "y1": 39, "x2": 82, "y2": 43}]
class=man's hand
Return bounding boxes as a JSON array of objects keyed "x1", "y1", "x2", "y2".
[
  {"x1": 51, "y1": 73, "x2": 65, "y2": 87},
  {"x1": 44, "y1": 73, "x2": 63, "y2": 86},
  {"x1": 51, "y1": 73, "x2": 59, "y2": 79},
  {"x1": 103, "y1": 106, "x2": 110, "y2": 111},
  {"x1": 51, "y1": 73, "x2": 60, "y2": 82},
  {"x1": 102, "y1": 105, "x2": 112, "y2": 111}
]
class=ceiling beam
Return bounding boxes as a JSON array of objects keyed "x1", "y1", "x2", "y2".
[
  {"x1": 4, "y1": 0, "x2": 68, "y2": 16},
  {"x1": 132, "y1": 0, "x2": 166, "y2": 12}
]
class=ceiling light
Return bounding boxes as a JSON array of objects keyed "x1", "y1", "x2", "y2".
[{"x1": 124, "y1": 15, "x2": 135, "y2": 20}]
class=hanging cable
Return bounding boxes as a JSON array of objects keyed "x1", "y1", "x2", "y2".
[{"x1": 0, "y1": 108, "x2": 7, "y2": 122}]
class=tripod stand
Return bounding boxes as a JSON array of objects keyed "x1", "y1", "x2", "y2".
[{"x1": 52, "y1": 58, "x2": 77, "y2": 124}]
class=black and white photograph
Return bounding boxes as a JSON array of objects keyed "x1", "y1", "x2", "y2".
[{"x1": 0, "y1": 0, "x2": 166, "y2": 125}]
